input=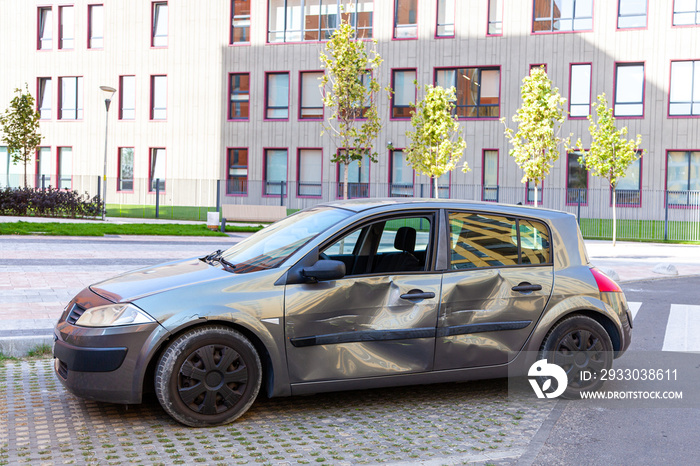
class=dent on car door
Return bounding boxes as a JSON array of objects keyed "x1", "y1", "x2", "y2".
[
  {"x1": 284, "y1": 213, "x2": 442, "y2": 384},
  {"x1": 435, "y1": 212, "x2": 554, "y2": 370}
]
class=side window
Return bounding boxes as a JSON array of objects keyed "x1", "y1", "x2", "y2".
[
  {"x1": 517, "y1": 220, "x2": 551, "y2": 265},
  {"x1": 449, "y1": 213, "x2": 518, "y2": 269},
  {"x1": 449, "y1": 212, "x2": 551, "y2": 269},
  {"x1": 322, "y1": 216, "x2": 432, "y2": 276}
]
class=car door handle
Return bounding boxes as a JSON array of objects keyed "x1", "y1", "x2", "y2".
[
  {"x1": 400, "y1": 290, "x2": 435, "y2": 300},
  {"x1": 512, "y1": 283, "x2": 542, "y2": 293}
]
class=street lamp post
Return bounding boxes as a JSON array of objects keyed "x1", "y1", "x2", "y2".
[{"x1": 100, "y1": 86, "x2": 116, "y2": 221}]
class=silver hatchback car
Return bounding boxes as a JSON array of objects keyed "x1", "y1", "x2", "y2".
[{"x1": 54, "y1": 199, "x2": 632, "y2": 426}]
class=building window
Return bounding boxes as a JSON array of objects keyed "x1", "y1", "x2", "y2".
[
  {"x1": 674, "y1": 0, "x2": 700, "y2": 25},
  {"x1": 392, "y1": 69, "x2": 416, "y2": 119},
  {"x1": 482, "y1": 150, "x2": 498, "y2": 202},
  {"x1": 389, "y1": 149, "x2": 413, "y2": 197},
  {"x1": 36, "y1": 147, "x2": 52, "y2": 188},
  {"x1": 298, "y1": 149, "x2": 323, "y2": 197},
  {"x1": 265, "y1": 72, "x2": 289, "y2": 119},
  {"x1": 151, "y1": 75, "x2": 167, "y2": 120},
  {"x1": 229, "y1": 73, "x2": 250, "y2": 120},
  {"x1": 488, "y1": 0, "x2": 503, "y2": 35},
  {"x1": 264, "y1": 149, "x2": 288, "y2": 195},
  {"x1": 227, "y1": 148, "x2": 248, "y2": 195},
  {"x1": 532, "y1": 0, "x2": 593, "y2": 33},
  {"x1": 567, "y1": 151, "x2": 588, "y2": 204},
  {"x1": 231, "y1": 0, "x2": 251, "y2": 44},
  {"x1": 667, "y1": 151, "x2": 700, "y2": 206},
  {"x1": 38, "y1": 7, "x2": 53, "y2": 50},
  {"x1": 615, "y1": 155, "x2": 642, "y2": 206},
  {"x1": 118, "y1": 148, "x2": 134, "y2": 191},
  {"x1": 89, "y1": 5, "x2": 104, "y2": 49},
  {"x1": 669, "y1": 60, "x2": 700, "y2": 116},
  {"x1": 569, "y1": 63, "x2": 592, "y2": 117},
  {"x1": 152, "y1": 2, "x2": 168, "y2": 47},
  {"x1": 337, "y1": 150, "x2": 369, "y2": 198},
  {"x1": 436, "y1": 0, "x2": 454, "y2": 37},
  {"x1": 614, "y1": 63, "x2": 644, "y2": 117},
  {"x1": 38, "y1": 78, "x2": 52, "y2": 120},
  {"x1": 59, "y1": 77, "x2": 83, "y2": 120},
  {"x1": 58, "y1": 147, "x2": 72, "y2": 190},
  {"x1": 300, "y1": 72, "x2": 324, "y2": 120},
  {"x1": 119, "y1": 76, "x2": 135, "y2": 120},
  {"x1": 268, "y1": 0, "x2": 373, "y2": 43},
  {"x1": 618, "y1": 0, "x2": 646, "y2": 28},
  {"x1": 394, "y1": 0, "x2": 417, "y2": 38},
  {"x1": 59, "y1": 6, "x2": 74, "y2": 50},
  {"x1": 435, "y1": 67, "x2": 500, "y2": 118},
  {"x1": 149, "y1": 148, "x2": 166, "y2": 192}
]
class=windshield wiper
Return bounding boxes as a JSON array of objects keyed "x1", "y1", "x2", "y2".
[{"x1": 201, "y1": 249, "x2": 236, "y2": 272}]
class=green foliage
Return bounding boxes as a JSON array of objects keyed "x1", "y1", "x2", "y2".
[
  {"x1": 576, "y1": 93, "x2": 643, "y2": 188},
  {"x1": 319, "y1": 17, "x2": 384, "y2": 199},
  {"x1": 404, "y1": 84, "x2": 468, "y2": 198},
  {"x1": 0, "y1": 186, "x2": 102, "y2": 217},
  {"x1": 27, "y1": 344, "x2": 52, "y2": 358},
  {"x1": 0, "y1": 221, "x2": 233, "y2": 237},
  {"x1": 576, "y1": 93, "x2": 643, "y2": 246},
  {"x1": 502, "y1": 67, "x2": 569, "y2": 206},
  {"x1": 0, "y1": 85, "x2": 43, "y2": 188}
]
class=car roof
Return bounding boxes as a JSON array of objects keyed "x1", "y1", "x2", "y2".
[{"x1": 319, "y1": 198, "x2": 574, "y2": 221}]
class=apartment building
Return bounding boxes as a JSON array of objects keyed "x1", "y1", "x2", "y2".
[{"x1": 1, "y1": 0, "x2": 699, "y2": 217}]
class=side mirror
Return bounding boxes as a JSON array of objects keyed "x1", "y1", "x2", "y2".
[{"x1": 301, "y1": 259, "x2": 346, "y2": 282}]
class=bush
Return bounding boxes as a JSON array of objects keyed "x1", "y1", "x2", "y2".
[{"x1": 0, "y1": 186, "x2": 103, "y2": 218}]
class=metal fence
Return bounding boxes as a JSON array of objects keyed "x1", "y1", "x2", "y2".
[{"x1": 2, "y1": 174, "x2": 699, "y2": 241}]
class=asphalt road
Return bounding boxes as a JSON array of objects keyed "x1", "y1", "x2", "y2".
[{"x1": 527, "y1": 277, "x2": 700, "y2": 465}]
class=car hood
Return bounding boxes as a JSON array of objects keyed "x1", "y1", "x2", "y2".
[{"x1": 90, "y1": 258, "x2": 230, "y2": 303}]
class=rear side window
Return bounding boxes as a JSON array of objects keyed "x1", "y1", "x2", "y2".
[{"x1": 449, "y1": 212, "x2": 550, "y2": 269}]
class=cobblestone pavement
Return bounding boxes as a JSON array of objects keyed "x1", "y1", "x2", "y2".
[{"x1": 0, "y1": 357, "x2": 549, "y2": 465}]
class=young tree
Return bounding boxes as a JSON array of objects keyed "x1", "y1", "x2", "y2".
[
  {"x1": 0, "y1": 85, "x2": 43, "y2": 188},
  {"x1": 502, "y1": 67, "x2": 569, "y2": 207},
  {"x1": 404, "y1": 84, "x2": 468, "y2": 198},
  {"x1": 319, "y1": 17, "x2": 383, "y2": 200},
  {"x1": 576, "y1": 93, "x2": 643, "y2": 246}
]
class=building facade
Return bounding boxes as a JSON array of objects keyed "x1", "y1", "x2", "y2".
[{"x1": 1, "y1": 0, "x2": 699, "y2": 220}]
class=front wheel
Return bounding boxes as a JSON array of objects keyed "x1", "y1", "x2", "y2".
[
  {"x1": 155, "y1": 326, "x2": 262, "y2": 426},
  {"x1": 539, "y1": 315, "x2": 614, "y2": 398}
]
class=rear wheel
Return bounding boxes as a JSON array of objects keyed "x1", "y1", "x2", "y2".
[
  {"x1": 155, "y1": 326, "x2": 261, "y2": 426},
  {"x1": 539, "y1": 315, "x2": 613, "y2": 398}
]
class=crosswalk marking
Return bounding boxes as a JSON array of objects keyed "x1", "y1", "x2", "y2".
[
  {"x1": 628, "y1": 301, "x2": 642, "y2": 321},
  {"x1": 662, "y1": 304, "x2": 700, "y2": 352}
]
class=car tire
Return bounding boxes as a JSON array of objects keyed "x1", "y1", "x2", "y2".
[
  {"x1": 539, "y1": 315, "x2": 614, "y2": 399},
  {"x1": 155, "y1": 325, "x2": 262, "y2": 427}
]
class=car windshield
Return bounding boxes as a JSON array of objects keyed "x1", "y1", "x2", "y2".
[{"x1": 220, "y1": 206, "x2": 352, "y2": 273}]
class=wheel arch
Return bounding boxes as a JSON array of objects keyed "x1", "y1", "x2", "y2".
[
  {"x1": 142, "y1": 319, "x2": 283, "y2": 400},
  {"x1": 540, "y1": 309, "x2": 622, "y2": 355}
]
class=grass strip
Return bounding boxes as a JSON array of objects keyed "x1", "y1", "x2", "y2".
[{"x1": 0, "y1": 221, "x2": 263, "y2": 237}]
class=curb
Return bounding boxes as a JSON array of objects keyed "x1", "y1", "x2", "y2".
[{"x1": 0, "y1": 334, "x2": 54, "y2": 358}]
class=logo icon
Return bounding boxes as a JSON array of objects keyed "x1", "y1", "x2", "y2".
[{"x1": 528, "y1": 359, "x2": 568, "y2": 399}]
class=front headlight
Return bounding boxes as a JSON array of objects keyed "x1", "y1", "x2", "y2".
[{"x1": 75, "y1": 303, "x2": 156, "y2": 327}]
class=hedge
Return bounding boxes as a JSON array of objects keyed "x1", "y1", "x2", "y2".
[{"x1": 0, "y1": 186, "x2": 103, "y2": 218}]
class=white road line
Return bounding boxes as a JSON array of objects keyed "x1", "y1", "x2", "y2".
[
  {"x1": 628, "y1": 301, "x2": 642, "y2": 321},
  {"x1": 662, "y1": 304, "x2": 700, "y2": 352}
]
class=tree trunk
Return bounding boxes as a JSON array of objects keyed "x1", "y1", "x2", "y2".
[
  {"x1": 343, "y1": 161, "x2": 349, "y2": 200},
  {"x1": 534, "y1": 181, "x2": 539, "y2": 208},
  {"x1": 23, "y1": 157, "x2": 28, "y2": 188},
  {"x1": 433, "y1": 175, "x2": 439, "y2": 199},
  {"x1": 612, "y1": 185, "x2": 617, "y2": 247}
]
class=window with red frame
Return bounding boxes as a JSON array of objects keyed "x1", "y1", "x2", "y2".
[
  {"x1": 391, "y1": 69, "x2": 416, "y2": 118},
  {"x1": 298, "y1": 149, "x2": 322, "y2": 197},
  {"x1": 569, "y1": 63, "x2": 592, "y2": 117},
  {"x1": 436, "y1": 0, "x2": 455, "y2": 36},
  {"x1": 118, "y1": 148, "x2": 134, "y2": 192},
  {"x1": 674, "y1": 0, "x2": 700, "y2": 25},
  {"x1": 614, "y1": 155, "x2": 642, "y2": 206},
  {"x1": 231, "y1": 0, "x2": 251, "y2": 44},
  {"x1": 120, "y1": 76, "x2": 135, "y2": 120},
  {"x1": 152, "y1": 2, "x2": 168, "y2": 47},
  {"x1": 89, "y1": 5, "x2": 104, "y2": 48},
  {"x1": 151, "y1": 75, "x2": 167, "y2": 120},
  {"x1": 59, "y1": 5, "x2": 74, "y2": 50},
  {"x1": 300, "y1": 72, "x2": 324, "y2": 119},
  {"x1": 435, "y1": 67, "x2": 500, "y2": 118},
  {"x1": 229, "y1": 73, "x2": 250, "y2": 119},
  {"x1": 488, "y1": 0, "x2": 503, "y2": 35},
  {"x1": 265, "y1": 72, "x2": 289, "y2": 119},
  {"x1": 567, "y1": 151, "x2": 588, "y2": 205},
  {"x1": 669, "y1": 60, "x2": 700, "y2": 116},
  {"x1": 532, "y1": 0, "x2": 592, "y2": 32},
  {"x1": 394, "y1": 0, "x2": 417, "y2": 38},
  {"x1": 59, "y1": 77, "x2": 83, "y2": 120},
  {"x1": 618, "y1": 0, "x2": 646, "y2": 28},
  {"x1": 38, "y1": 7, "x2": 53, "y2": 50},
  {"x1": 614, "y1": 63, "x2": 644, "y2": 117},
  {"x1": 149, "y1": 148, "x2": 166, "y2": 192},
  {"x1": 227, "y1": 148, "x2": 248, "y2": 195}
]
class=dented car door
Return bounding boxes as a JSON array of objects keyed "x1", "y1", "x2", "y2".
[{"x1": 284, "y1": 213, "x2": 441, "y2": 384}]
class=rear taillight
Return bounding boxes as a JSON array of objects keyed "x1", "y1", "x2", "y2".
[{"x1": 591, "y1": 267, "x2": 622, "y2": 293}]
